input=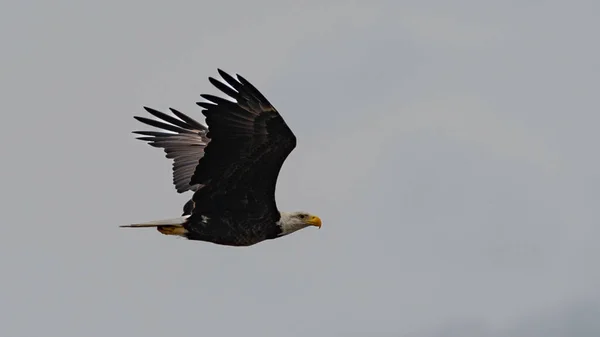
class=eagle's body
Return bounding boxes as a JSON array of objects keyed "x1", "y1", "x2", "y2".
[{"x1": 121, "y1": 69, "x2": 321, "y2": 246}]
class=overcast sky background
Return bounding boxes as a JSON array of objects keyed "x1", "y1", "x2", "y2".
[{"x1": 1, "y1": 1, "x2": 599, "y2": 336}]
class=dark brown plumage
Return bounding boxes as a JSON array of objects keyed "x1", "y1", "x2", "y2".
[{"x1": 123, "y1": 69, "x2": 318, "y2": 246}]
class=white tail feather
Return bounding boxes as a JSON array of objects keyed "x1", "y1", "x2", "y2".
[
  {"x1": 120, "y1": 216, "x2": 190, "y2": 237},
  {"x1": 120, "y1": 215, "x2": 189, "y2": 228}
]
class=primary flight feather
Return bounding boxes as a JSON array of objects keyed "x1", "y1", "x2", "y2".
[{"x1": 121, "y1": 69, "x2": 322, "y2": 246}]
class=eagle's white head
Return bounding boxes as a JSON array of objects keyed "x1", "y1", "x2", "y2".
[{"x1": 277, "y1": 211, "x2": 322, "y2": 236}]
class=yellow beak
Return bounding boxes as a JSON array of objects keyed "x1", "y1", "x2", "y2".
[{"x1": 307, "y1": 215, "x2": 322, "y2": 228}]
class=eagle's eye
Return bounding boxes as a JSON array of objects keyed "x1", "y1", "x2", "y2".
[{"x1": 299, "y1": 214, "x2": 306, "y2": 219}]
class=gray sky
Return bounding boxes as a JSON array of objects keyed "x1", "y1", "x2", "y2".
[{"x1": 2, "y1": 0, "x2": 599, "y2": 336}]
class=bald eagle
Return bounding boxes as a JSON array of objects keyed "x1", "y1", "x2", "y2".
[{"x1": 120, "y1": 69, "x2": 321, "y2": 246}]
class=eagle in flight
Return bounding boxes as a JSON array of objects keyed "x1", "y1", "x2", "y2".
[{"x1": 121, "y1": 69, "x2": 322, "y2": 246}]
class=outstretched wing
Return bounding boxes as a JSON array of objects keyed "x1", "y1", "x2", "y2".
[
  {"x1": 191, "y1": 69, "x2": 297, "y2": 222},
  {"x1": 133, "y1": 107, "x2": 209, "y2": 193}
]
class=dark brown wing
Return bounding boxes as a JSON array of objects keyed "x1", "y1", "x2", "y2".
[{"x1": 190, "y1": 69, "x2": 296, "y2": 223}]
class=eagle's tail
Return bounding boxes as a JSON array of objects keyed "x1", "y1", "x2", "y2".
[{"x1": 120, "y1": 216, "x2": 189, "y2": 236}]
